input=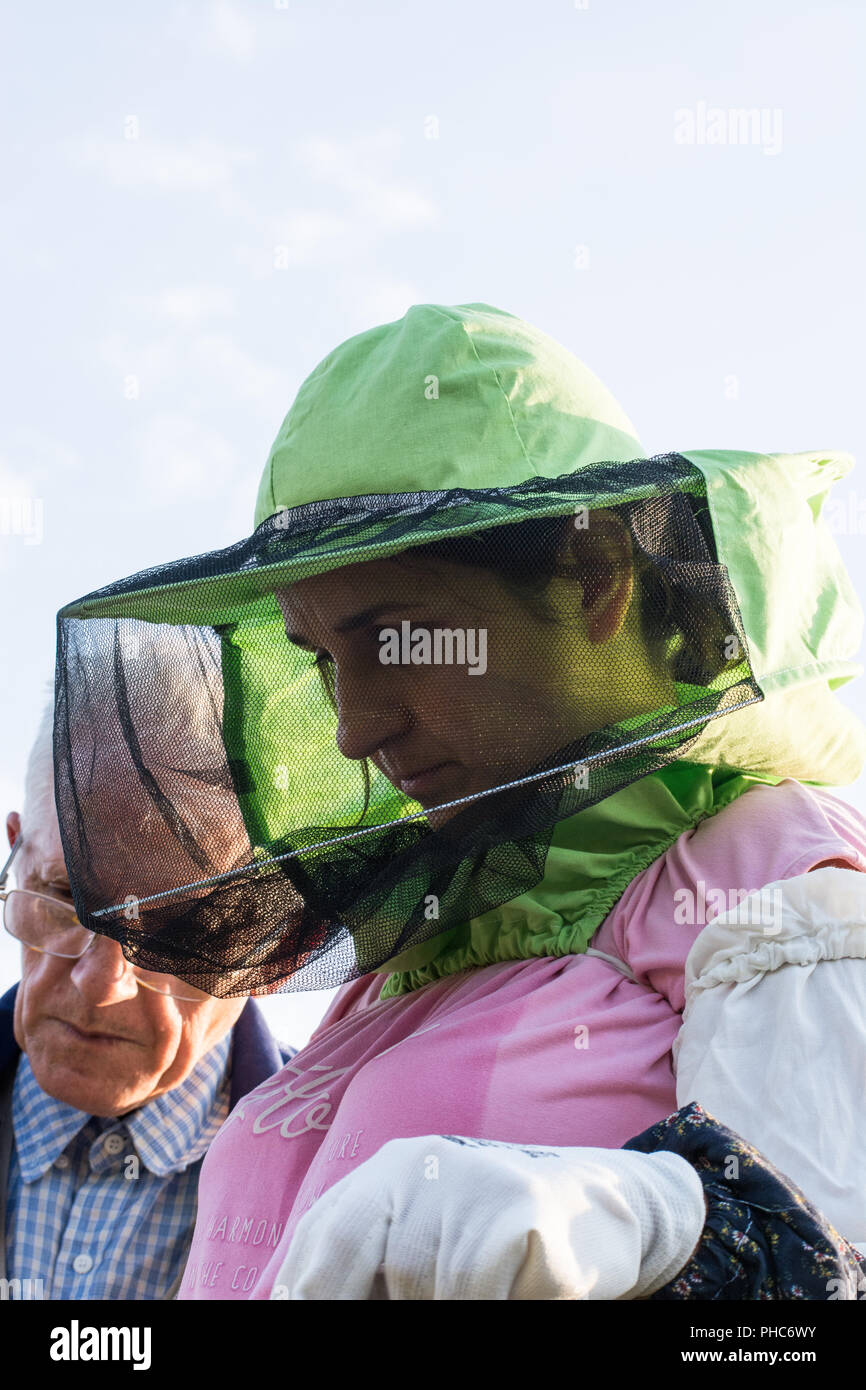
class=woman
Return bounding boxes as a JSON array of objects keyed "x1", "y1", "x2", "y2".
[{"x1": 53, "y1": 302, "x2": 866, "y2": 1298}]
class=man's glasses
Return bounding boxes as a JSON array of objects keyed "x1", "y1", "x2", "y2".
[{"x1": 0, "y1": 836, "x2": 213, "y2": 1003}]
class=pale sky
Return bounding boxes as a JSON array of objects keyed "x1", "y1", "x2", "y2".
[{"x1": 2, "y1": 0, "x2": 865, "y2": 1048}]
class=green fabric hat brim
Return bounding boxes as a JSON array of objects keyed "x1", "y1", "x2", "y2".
[{"x1": 58, "y1": 468, "x2": 707, "y2": 629}]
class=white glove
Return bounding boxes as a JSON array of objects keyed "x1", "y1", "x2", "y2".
[{"x1": 270, "y1": 1133, "x2": 707, "y2": 1300}]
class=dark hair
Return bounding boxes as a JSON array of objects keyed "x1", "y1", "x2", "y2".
[{"x1": 405, "y1": 508, "x2": 737, "y2": 688}]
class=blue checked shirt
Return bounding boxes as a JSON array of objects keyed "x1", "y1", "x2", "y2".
[{"x1": 5, "y1": 1031, "x2": 231, "y2": 1300}]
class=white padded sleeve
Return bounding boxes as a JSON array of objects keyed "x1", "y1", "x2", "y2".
[{"x1": 673, "y1": 866, "x2": 866, "y2": 1247}]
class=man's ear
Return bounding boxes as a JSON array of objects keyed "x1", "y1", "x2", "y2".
[
  {"x1": 567, "y1": 510, "x2": 634, "y2": 644},
  {"x1": 7, "y1": 811, "x2": 21, "y2": 850}
]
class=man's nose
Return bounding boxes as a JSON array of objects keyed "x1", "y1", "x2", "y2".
[
  {"x1": 333, "y1": 666, "x2": 414, "y2": 763},
  {"x1": 68, "y1": 933, "x2": 141, "y2": 1006}
]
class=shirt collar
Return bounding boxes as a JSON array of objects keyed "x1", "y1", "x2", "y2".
[
  {"x1": 12, "y1": 1030, "x2": 232, "y2": 1181},
  {"x1": 12, "y1": 1057, "x2": 93, "y2": 1180}
]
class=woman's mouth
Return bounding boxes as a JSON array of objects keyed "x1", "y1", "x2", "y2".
[{"x1": 398, "y1": 761, "x2": 461, "y2": 800}]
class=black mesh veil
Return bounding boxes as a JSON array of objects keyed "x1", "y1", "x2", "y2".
[{"x1": 53, "y1": 453, "x2": 763, "y2": 997}]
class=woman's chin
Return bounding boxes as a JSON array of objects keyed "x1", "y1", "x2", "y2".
[{"x1": 424, "y1": 804, "x2": 460, "y2": 831}]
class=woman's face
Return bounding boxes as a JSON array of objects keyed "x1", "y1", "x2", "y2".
[{"x1": 276, "y1": 523, "x2": 672, "y2": 826}]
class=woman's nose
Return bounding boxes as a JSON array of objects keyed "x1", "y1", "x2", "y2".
[
  {"x1": 333, "y1": 666, "x2": 414, "y2": 763},
  {"x1": 68, "y1": 933, "x2": 141, "y2": 1005}
]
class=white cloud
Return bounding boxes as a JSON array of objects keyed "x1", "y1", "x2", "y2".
[
  {"x1": 352, "y1": 277, "x2": 425, "y2": 326},
  {"x1": 294, "y1": 131, "x2": 403, "y2": 184},
  {"x1": 0, "y1": 429, "x2": 80, "y2": 481},
  {"x1": 256, "y1": 988, "x2": 340, "y2": 1053},
  {"x1": 0, "y1": 427, "x2": 78, "y2": 502},
  {"x1": 358, "y1": 184, "x2": 435, "y2": 230},
  {"x1": 0, "y1": 461, "x2": 45, "y2": 565},
  {"x1": 234, "y1": 133, "x2": 436, "y2": 276},
  {"x1": 0, "y1": 461, "x2": 31, "y2": 498},
  {"x1": 131, "y1": 414, "x2": 239, "y2": 504},
  {"x1": 0, "y1": 432, "x2": 83, "y2": 564},
  {"x1": 236, "y1": 209, "x2": 349, "y2": 277},
  {"x1": 193, "y1": 333, "x2": 284, "y2": 403},
  {"x1": 170, "y1": 0, "x2": 264, "y2": 63},
  {"x1": 67, "y1": 134, "x2": 255, "y2": 194},
  {"x1": 99, "y1": 331, "x2": 284, "y2": 411},
  {"x1": 66, "y1": 124, "x2": 433, "y2": 279},
  {"x1": 210, "y1": 0, "x2": 257, "y2": 61},
  {"x1": 0, "y1": 772, "x2": 24, "y2": 827},
  {"x1": 124, "y1": 285, "x2": 237, "y2": 328},
  {"x1": 293, "y1": 132, "x2": 436, "y2": 232}
]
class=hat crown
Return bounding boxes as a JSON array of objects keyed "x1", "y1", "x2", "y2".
[{"x1": 254, "y1": 302, "x2": 644, "y2": 525}]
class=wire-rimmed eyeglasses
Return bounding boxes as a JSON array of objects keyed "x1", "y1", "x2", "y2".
[{"x1": 0, "y1": 836, "x2": 213, "y2": 1003}]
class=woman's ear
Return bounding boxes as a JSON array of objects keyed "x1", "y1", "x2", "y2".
[{"x1": 566, "y1": 509, "x2": 634, "y2": 644}]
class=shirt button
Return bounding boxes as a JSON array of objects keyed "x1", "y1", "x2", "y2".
[
  {"x1": 103, "y1": 1133, "x2": 125, "y2": 1155},
  {"x1": 72, "y1": 1254, "x2": 93, "y2": 1275},
  {"x1": 54, "y1": 1154, "x2": 71, "y2": 1170}
]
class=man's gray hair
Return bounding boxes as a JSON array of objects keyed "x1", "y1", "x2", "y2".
[
  {"x1": 22, "y1": 684, "x2": 56, "y2": 838},
  {"x1": 22, "y1": 624, "x2": 249, "y2": 880}
]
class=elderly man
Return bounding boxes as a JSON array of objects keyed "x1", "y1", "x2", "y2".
[{"x1": 0, "y1": 695, "x2": 294, "y2": 1301}]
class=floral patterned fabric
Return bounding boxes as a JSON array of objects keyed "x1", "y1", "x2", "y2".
[{"x1": 623, "y1": 1101, "x2": 866, "y2": 1300}]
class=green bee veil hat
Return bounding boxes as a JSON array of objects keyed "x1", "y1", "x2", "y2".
[{"x1": 53, "y1": 303, "x2": 866, "y2": 995}]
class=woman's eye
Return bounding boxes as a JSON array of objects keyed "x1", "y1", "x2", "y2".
[{"x1": 375, "y1": 621, "x2": 443, "y2": 636}]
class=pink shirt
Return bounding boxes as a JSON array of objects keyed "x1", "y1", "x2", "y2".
[{"x1": 178, "y1": 779, "x2": 866, "y2": 1299}]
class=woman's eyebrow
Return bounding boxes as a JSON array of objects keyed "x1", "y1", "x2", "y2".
[
  {"x1": 285, "y1": 603, "x2": 416, "y2": 645},
  {"x1": 334, "y1": 603, "x2": 415, "y2": 634}
]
